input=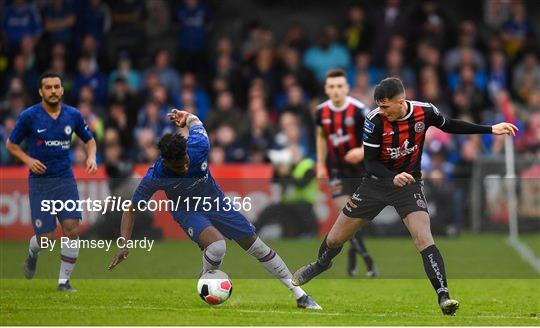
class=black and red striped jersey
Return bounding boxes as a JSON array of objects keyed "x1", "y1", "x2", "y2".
[
  {"x1": 363, "y1": 100, "x2": 446, "y2": 177},
  {"x1": 315, "y1": 96, "x2": 369, "y2": 177}
]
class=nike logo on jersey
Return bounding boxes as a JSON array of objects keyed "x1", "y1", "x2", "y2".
[{"x1": 37, "y1": 129, "x2": 47, "y2": 133}]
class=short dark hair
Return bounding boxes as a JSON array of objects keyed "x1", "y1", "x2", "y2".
[
  {"x1": 325, "y1": 68, "x2": 347, "y2": 79},
  {"x1": 157, "y1": 133, "x2": 187, "y2": 161},
  {"x1": 373, "y1": 77, "x2": 405, "y2": 102},
  {"x1": 39, "y1": 71, "x2": 63, "y2": 88}
]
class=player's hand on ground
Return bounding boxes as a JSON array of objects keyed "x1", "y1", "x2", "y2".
[
  {"x1": 86, "y1": 157, "x2": 97, "y2": 174},
  {"x1": 167, "y1": 109, "x2": 189, "y2": 128},
  {"x1": 316, "y1": 163, "x2": 328, "y2": 179},
  {"x1": 26, "y1": 158, "x2": 47, "y2": 175},
  {"x1": 492, "y1": 122, "x2": 518, "y2": 136},
  {"x1": 108, "y1": 248, "x2": 129, "y2": 271},
  {"x1": 344, "y1": 147, "x2": 364, "y2": 164},
  {"x1": 393, "y1": 172, "x2": 416, "y2": 187}
]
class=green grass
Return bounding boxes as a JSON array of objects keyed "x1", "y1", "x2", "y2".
[{"x1": 1, "y1": 234, "x2": 539, "y2": 325}]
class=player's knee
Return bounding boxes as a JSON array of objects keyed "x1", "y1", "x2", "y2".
[
  {"x1": 413, "y1": 234, "x2": 434, "y2": 251},
  {"x1": 246, "y1": 237, "x2": 272, "y2": 259},
  {"x1": 326, "y1": 235, "x2": 345, "y2": 248},
  {"x1": 206, "y1": 240, "x2": 226, "y2": 259},
  {"x1": 63, "y1": 226, "x2": 79, "y2": 240}
]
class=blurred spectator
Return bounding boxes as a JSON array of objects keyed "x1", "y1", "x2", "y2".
[
  {"x1": 3, "y1": 0, "x2": 42, "y2": 51},
  {"x1": 486, "y1": 49, "x2": 509, "y2": 101},
  {"x1": 235, "y1": 107, "x2": 275, "y2": 162},
  {"x1": 304, "y1": 25, "x2": 351, "y2": 83},
  {"x1": 105, "y1": 102, "x2": 133, "y2": 153},
  {"x1": 43, "y1": 0, "x2": 77, "y2": 46},
  {"x1": 72, "y1": 55, "x2": 107, "y2": 104},
  {"x1": 48, "y1": 55, "x2": 73, "y2": 96},
  {"x1": 279, "y1": 48, "x2": 317, "y2": 97},
  {"x1": 206, "y1": 91, "x2": 243, "y2": 133},
  {"x1": 350, "y1": 71, "x2": 374, "y2": 108},
  {"x1": 179, "y1": 72, "x2": 211, "y2": 122},
  {"x1": 343, "y1": 4, "x2": 371, "y2": 54},
  {"x1": 136, "y1": 100, "x2": 174, "y2": 141},
  {"x1": 76, "y1": 0, "x2": 111, "y2": 48},
  {"x1": 280, "y1": 24, "x2": 309, "y2": 54},
  {"x1": 0, "y1": 117, "x2": 17, "y2": 165},
  {"x1": 108, "y1": 51, "x2": 142, "y2": 92},
  {"x1": 143, "y1": 49, "x2": 182, "y2": 103},
  {"x1": 411, "y1": 0, "x2": 450, "y2": 49},
  {"x1": 443, "y1": 21, "x2": 486, "y2": 74},
  {"x1": 370, "y1": 0, "x2": 410, "y2": 65},
  {"x1": 174, "y1": 0, "x2": 212, "y2": 75},
  {"x1": 451, "y1": 65, "x2": 487, "y2": 123},
  {"x1": 3, "y1": 53, "x2": 39, "y2": 99},
  {"x1": 272, "y1": 111, "x2": 310, "y2": 158},
  {"x1": 378, "y1": 48, "x2": 416, "y2": 88},
  {"x1": 512, "y1": 51, "x2": 540, "y2": 103},
  {"x1": 500, "y1": 0, "x2": 536, "y2": 58},
  {"x1": 107, "y1": 77, "x2": 141, "y2": 128},
  {"x1": 135, "y1": 128, "x2": 159, "y2": 164},
  {"x1": 78, "y1": 101, "x2": 104, "y2": 143},
  {"x1": 107, "y1": 0, "x2": 146, "y2": 63}
]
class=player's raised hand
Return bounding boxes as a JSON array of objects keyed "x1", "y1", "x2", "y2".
[
  {"x1": 393, "y1": 172, "x2": 416, "y2": 187},
  {"x1": 86, "y1": 157, "x2": 97, "y2": 174},
  {"x1": 344, "y1": 147, "x2": 364, "y2": 164},
  {"x1": 108, "y1": 248, "x2": 129, "y2": 271},
  {"x1": 167, "y1": 108, "x2": 189, "y2": 128},
  {"x1": 492, "y1": 122, "x2": 518, "y2": 136},
  {"x1": 26, "y1": 158, "x2": 47, "y2": 175}
]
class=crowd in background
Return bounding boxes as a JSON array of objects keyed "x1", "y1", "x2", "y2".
[{"x1": 1, "y1": 0, "x2": 539, "y2": 178}]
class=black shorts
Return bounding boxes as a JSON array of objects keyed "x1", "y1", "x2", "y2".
[
  {"x1": 342, "y1": 177, "x2": 429, "y2": 220},
  {"x1": 329, "y1": 176, "x2": 362, "y2": 198}
]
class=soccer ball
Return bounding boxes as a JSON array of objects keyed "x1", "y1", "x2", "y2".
[{"x1": 197, "y1": 270, "x2": 232, "y2": 305}]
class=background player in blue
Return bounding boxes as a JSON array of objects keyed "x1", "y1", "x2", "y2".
[
  {"x1": 6, "y1": 72, "x2": 97, "y2": 292},
  {"x1": 108, "y1": 109, "x2": 322, "y2": 310}
]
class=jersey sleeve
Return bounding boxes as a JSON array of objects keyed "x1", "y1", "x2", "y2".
[
  {"x1": 131, "y1": 172, "x2": 158, "y2": 204},
  {"x1": 315, "y1": 108, "x2": 322, "y2": 127},
  {"x1": 362, "y1": 114, "x2": 382, "y2": 148},
  {"x1": 8, "y1": 111, "x2": 31, "y2": 144},
  {"x1": 187, "y1": 125, "x2": 210, "y2": 159},
  {"x1": 424, "y1": 103, "x2": 446, "y2": 128},
  {"x1": 355, "y1": 108, "x2": 366, "y2": 143},
  {"x1": 74, "y1": 111, "x2": 93, "y2": 143}
]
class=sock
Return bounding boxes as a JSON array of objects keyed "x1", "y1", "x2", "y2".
[
  {"x1": 247, "y1": 237, "x2": 305, "y2": 300},
  {"x1": 58, "y1": 238, "x2": 79, "y2": 285},
  {"x1": 420, "y1": 244, "x2": 450, "y2": 302},
  {"x1": 202, "y1": 240, "x2": 226, "y2": 274},
  {"x1": 28, "y1": 235, "x2": 40, "y2": 258},
  {"x1": 351, "y1": 233, "x2": 374, "y2": 269},
  {"x1": 317, "y1": 236, "x2": 343, "y2": 267}
]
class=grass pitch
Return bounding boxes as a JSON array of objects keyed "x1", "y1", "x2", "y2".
[{"x1": 1, "y1": 234, "x2": 539, "y2": 325}]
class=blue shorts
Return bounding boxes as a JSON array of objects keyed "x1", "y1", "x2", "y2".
[
  {"x1": 174, "y1": 210, "x2": 256, "y2": 244},
  {"x1": 29, "y1": 177, "x2": 81, "y2": 235}
]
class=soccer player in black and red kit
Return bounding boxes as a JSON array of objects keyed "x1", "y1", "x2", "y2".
[
  {"x1": 293, "y1": 77, "x2": 518, "y2": 315},
  {"x1": 315, "y1": 69, "x2": 376, "y2": 277}
]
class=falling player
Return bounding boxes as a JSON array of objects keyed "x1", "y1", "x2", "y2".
[
  {"x1": 108, "y1": 109, "x2": 322, "y2": 310},
  {"x1": 293, "y1": 77, "x2": 518, "y2": 315},
  {"x1": 6, "y1": 72, "x2": 97, "y2": 291},
  {"x1": 315, "y1": 69, "x2": 377, "y2": 277}
]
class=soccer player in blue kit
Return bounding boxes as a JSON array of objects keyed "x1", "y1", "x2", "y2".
[
  {"x1": 6, "y1": 72, "x2": 97, "y2": 291},
  {"x1": 108, "y1": 109, "x2": 322, "y2": 309}
]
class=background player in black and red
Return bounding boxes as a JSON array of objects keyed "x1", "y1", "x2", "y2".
[
  {"x1": 294, "y1": 77, "x2": 518, "y2": 315},
  {"x1": 314, "y1": 68, "x2": 376, "y2": 278}
]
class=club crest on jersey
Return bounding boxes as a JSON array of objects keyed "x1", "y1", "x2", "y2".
[
  {"x1": 35, "y1": 219, "x2": 42, "y2": 228},
  {"x1": 201, "y1": 161, "x2": 208, "y2": 171},
  {"x1": 414, "y1": 122, "x2": 425, "y2": 133},
  {"x1": 386, "y1": 139, "x2": 418, "y2": 159},
  {"x1": 188, "y1": 227, "x2": 194, "y2": 237},
  {"x1": 417, "y1": 199, "x2": 427, "y2": 208},
  {"x1": 64, "y1": 125, "x2": 72, "y2": 135}
]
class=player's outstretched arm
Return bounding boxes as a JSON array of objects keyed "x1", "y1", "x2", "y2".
[
  {"x1": 439, "y1": 119, "x2": 518, "y2": 136},
  {"x1": 6, "y1": 139, "x2": 47, "y2": 175},
  {"x1": 84, "y1": 138, "x2": 97, "y2": 174},
  {"x1": 108, "y1": 206, "x2": 137, "y2": 271}
]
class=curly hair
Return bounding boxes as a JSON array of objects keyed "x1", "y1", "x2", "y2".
[{"x1": 157, "y1": 133, "x2": 187, "y2": 161}]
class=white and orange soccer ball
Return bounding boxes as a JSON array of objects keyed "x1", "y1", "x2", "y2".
[{"x1": 197, "y1": 270, "x2": 232, "y2": 305}]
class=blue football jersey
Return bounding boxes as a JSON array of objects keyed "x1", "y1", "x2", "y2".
[
  {"x1": 132, "y1": 125, "x2": 226, "y2": 217},
  {"x1": 9, "y1": 103, "x2": 93, "y2": 178}
]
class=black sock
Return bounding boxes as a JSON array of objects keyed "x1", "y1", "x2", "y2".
[
  {"x1": 317, "y1": 236, "x2": 343, "y2": 267},
  {"x1": 351, "y1": 233, "x2": 374, "y2": 269},
  {"x1": 420, "y1": 244, "x2": 450, "y2": 302}
]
